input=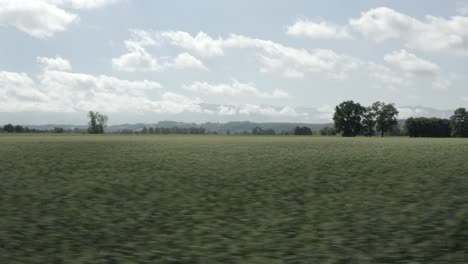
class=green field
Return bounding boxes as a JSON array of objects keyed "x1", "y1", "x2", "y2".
[{"x1": 1, "y1": 135, "x2": 468, "y2": 263}]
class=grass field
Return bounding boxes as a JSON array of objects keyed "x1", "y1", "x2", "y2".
[{"x1": 1, "y1": 135, "x2": 468, "y2": 263}]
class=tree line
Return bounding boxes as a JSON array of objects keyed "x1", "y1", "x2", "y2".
[
  {"x1": 3, "y1": 106, "x2": 468, "y2": 138},
  {"x1": 1, "y1": 124, "x2": 71, "y2": 134},
  {"x1": 333, "y1": 101, "x2": 399, "y2": 137},
  {"x1": 405, "y1": 108, "x2": 468, "y2": 137},
  {"x1": 332, "y1": 100, "x2": 468, "y2": 138},
  {"x1": 119, "y1": 126, "x2": 208, "y2": 135}
]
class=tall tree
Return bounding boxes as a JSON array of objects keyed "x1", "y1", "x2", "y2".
[
  {"x1": 88, "y1": 111, "x2": 98, "y2": 134},
  {"x1": 333, "y1": 100, "x2": 365, "y2": 137},
  {"x1": 88, "y1": 111, "x2": 108, "y2": 134},
  {"x1": 97, "y1": 113, "x2": 108, "y2": 134},
  {"x1": 374, "y1": 102, "x2": 399, "y2": 137},
  {"x1": 361, "y1": 105, "x2": 378, "y2": 137},
  {"x1": 450, "y1": 108, "x2": 468, "y2": 137},
  {"x1": 3, "y1": 124, "x2": 14, "y2": 133}
]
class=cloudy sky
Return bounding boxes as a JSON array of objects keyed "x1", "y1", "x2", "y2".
[{"x1": 1, "y1": 0, "x2": 467, "y2": 124}]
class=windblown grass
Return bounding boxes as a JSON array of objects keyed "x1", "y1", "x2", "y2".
[{"x1": 1, "y1": 135, "x2": 467, "y2": 263}]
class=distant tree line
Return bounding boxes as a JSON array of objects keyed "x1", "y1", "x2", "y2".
[
  {"x1": 405, "y1": 118, "x2": 451, "y2": 137},
  {"x1": 117, "y1": 126, "x2": 208, "y2": 135},
  {"x1": 251, "y1": 127, "x2": 276, "y2": 135},
  {"x1": 1, "y1": 124, "x2": 77, "y2": 134},
  {"x1": 293, "y1": 126, "x2": 313, "y2": 135},
  {"x1": 405, "y1": 108, "x2": 468, "y2": 137},
  {"x1": 119, "y1": 126, "x2": 315, "y2": 136},
  {"x1": 5, "y1": 106, "x2": 468, "y2": 138}
]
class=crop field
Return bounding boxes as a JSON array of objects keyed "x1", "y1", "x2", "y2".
[{"x1": 1, "y1": 135, "x2": 468, "y2": 263}]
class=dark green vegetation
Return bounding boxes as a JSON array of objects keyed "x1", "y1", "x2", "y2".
[
  {"x1": 405, "y1": 117, "x2": 452, "y2": 138},
  {"x1": 1, "y1": 135, "x2": 468, "y2": 263},
  {"x1": 333, "y1": 101, "x2": 399, "y2": 137}
]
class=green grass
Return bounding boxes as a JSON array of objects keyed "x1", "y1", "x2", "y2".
[{"x1": 1, "y1": 135, "x2": 468, "y2": 263}]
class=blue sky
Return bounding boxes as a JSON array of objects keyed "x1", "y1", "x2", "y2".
[{"x1": 0, "y1": 0, "x2": 467, "y2": 124}]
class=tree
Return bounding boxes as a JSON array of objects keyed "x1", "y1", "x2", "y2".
[
  {"x1": 450, "y1": 108, "x2": 468, "y2": 137},
  {"x1": 361, "y1": 105, "x2": 378, "y2": 137},
  {"x1": 294, "y1": 126, "x2": 312, "y2": 136},
  {"x1": 88, "y1": 111, "x2": 108, "y2": 134},
  {"x1": 14, "y1": 125, "x2": 24, "y2": 133},
  {"x1": 3, "y1": 124, "x2": 14, "y2": 133},
  {"x1": 374, "y1": 102, "x2": 399, "y2": 137},
  {"x1": 333, "y1": 100, "x2": 365, "y2": 137},
  {"x1": 54, "y1": 127, "x2": 64, "y2": 133}
]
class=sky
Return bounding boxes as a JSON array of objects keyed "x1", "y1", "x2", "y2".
[{"x1": 0, "y1": 0, "x2": 467, "y2": 124}]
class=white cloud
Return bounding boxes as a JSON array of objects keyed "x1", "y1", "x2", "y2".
[
  {"x1": 0, "y1": 0, "x2": 119, "y2": 38},
  {"x1": 47, "y1": 0, "x2": 118, "y2": 9},
  {"x1": 37, "y1": 56, "x2": 72, "y2": 71},
  {"x1": 216, "y1": 104, "x2": 303, "y2": 117},
  {"x1": 382, "y1": 50, "x2": 455, "y2": 90},
  {"x1": 0, "y1": 57, "x2": 204, "y2": 113},
  {"x1": 113, "y1": 31, "x2": 207, "y2": 72},
  {"x1": 112, "y1": 46, "x2": 161, "y2": 72},
  {"x1": 150, "y1": 92, "x2": 203, "y2": 114},
  {"x1": 350, "y1": 7, "x2": 412, "y2": 42},
  {"x1": 37, "y1": 69, "x2": 163, "y2": 112},
  {"x1": 118, "y1": 30, "x2": 353, "y2": 76},
  {"x1": 112, "y1": 48, "x2": 207, "y2": 72},
  {"x1": 366, "y1": 62, "x2": 408, "y2": 90},
  {"x1": 166, "y1": 53, "x2": 208, "y2": 71},
  {"x1": 0, "y1": 57, "x2": 313, "y2": 120},
  {"x1": 115, "y1": 30, "x2": 362, "y2": 78},
  {"x1": 287, "y1": 19, "x2": 352, "y2": 39},
  {"x1": 384, "y1": 49, "x2": 440, "y2": 75},
  {"x1": 0, "y1": 63, "x2": 303, "y2": 117},
  {"x1": 160, "y1": 31, "x2": 225, "y2": 57},
  {"x1": 123, "y1": 29, "x2": 161, "y2": 50},
  {"x1": 224, "y1": 34, "x2": 342, "y2": 73},
  {"x1": 0, "y1": 71, "x2": 48, "y2": 107},
  {"x1": 185, "y1": 80, "x2": 288, "y2": 98},
  {"x1": 0, "y1": 0, "x2": 78, "y2": 38},
  {"x1": 350, "y1": 7, "x2": 468, "y2": 55}
]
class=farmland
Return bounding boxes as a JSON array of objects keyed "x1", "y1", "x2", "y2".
[{"x1": 1, "y1": 135, "x2": 468, "y2": 263}]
